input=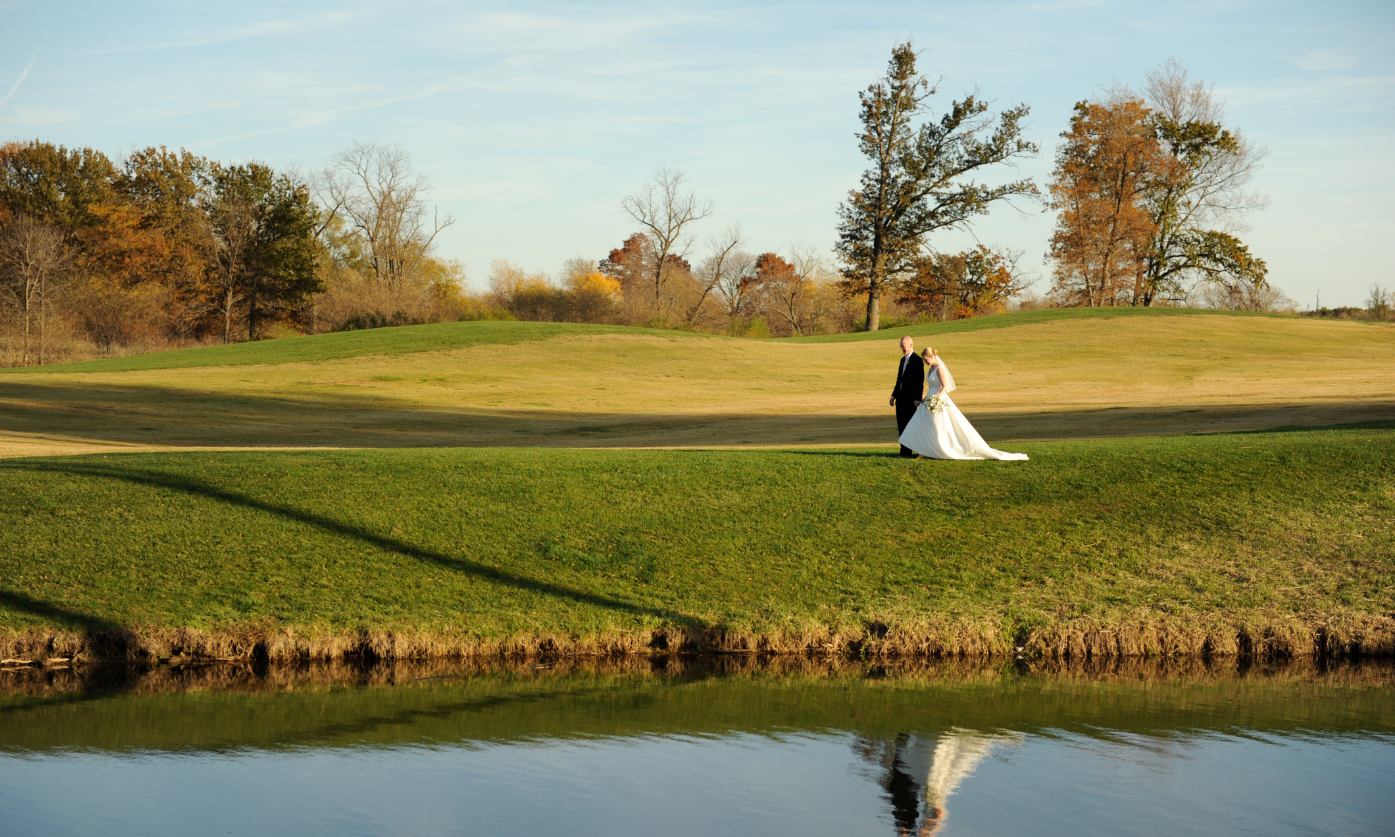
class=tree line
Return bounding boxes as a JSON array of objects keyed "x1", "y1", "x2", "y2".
[{"x1": 0, "y1": 44, "x2": 1361, "y2": 367}]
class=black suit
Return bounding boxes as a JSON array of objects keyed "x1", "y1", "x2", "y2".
[{"x1": 892, "y1": 352, "x2": 925, "y2": 457}]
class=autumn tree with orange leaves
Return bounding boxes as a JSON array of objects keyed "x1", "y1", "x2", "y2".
[
  {"x1": 899, "y1": 245, "x2": 1027, "y2": 320},
  {"x1": 1048, "y1": 97, "x2": 1171, "y2": 307},
  {"x1": 1050, "y1": 64, "x2": 1269, "y2": 308}
]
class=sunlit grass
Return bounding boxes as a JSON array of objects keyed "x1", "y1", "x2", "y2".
[
  {"x1": 2, "y1": 426, "x2": 1390, "y2": 642},
  {"x1": 2, "y1": 309, "x2": 1391, "y2": 456}
]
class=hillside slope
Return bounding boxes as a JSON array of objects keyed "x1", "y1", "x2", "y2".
[
  {"x1": 1, "y1": 310, "x2": 1391, "y2": 456},
  {"x1": 2, "y1": 428, "x2": 1392, "y2": 660}
]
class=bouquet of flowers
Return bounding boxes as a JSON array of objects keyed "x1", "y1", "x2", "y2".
[{"x1": 925, "y1": 393, "x2": 947, "y2": 415}]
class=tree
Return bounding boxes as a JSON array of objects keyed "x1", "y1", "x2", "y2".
[
  {"x1": 488, "y1": 259, "x2": 566, "y2": 322},
  {"x1": 1196, "y1": 275, "x2": 1293, "y2": 312},
  {"x1": 202, "y1": 163, "x2": 320, "y2": 341},
  {"x1": 1139, "y1": 61, "x2": 1269, "y2": 304},
  {"x1": 1048, "y1": 97, "x2": 1170, "y2": 307},
  {"x1": 619, "y1": 167, "x2": 712, "y2": 309},
  {"x1": 109, "y1": 146, "x2": 214, "y2": 302},
  {"x1": 316, "y1": 142, "x2": 454, "y2": 291},
  {"x1": 1366, "y1": 284, "x2": 1391, "y2": 322},
  {"x1": 688, "y1": 225, "x2": 745, "y2": 327},
  {"x1": 709, "y1": 247, "x2": 757, "y2": 319},
  {"x1": 599, "y1": 233, "x2": 652, "y2": 293},
  {"x1": 205, "y1": 187, "x2": 254, "y2": 344},
  {"x1": 0, "y1": 214, "x2": 73, "y2": 365},
  {"x1": 900, "y1": 245, "x2": 1028, "y2": 320},
  {"x1": 0, "y1": 140, "x2": 116, "y2": 235},
  {"x1": 835, "y1": 42, "x2": 1038, "y2": 330}
]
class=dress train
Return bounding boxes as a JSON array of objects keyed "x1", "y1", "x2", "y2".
[{"x1": 898, "y1": 367, "x2": 1028, "y2": 461}]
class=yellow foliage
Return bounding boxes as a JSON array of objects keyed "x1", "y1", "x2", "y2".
[{"x1": 568, "y1": 271, "x2": 622, "y2": 300}]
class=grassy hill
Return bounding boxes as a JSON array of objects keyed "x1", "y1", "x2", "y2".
[
  {"x1": 2, "y1": 426, "x2": 1392, "y2": 662},
  {"x1": 1, "y1": 309, "x2": 1391, "y2": 457},
  {"x1": 1, "y1": 309, "x2": 1391, "y2": 663}
]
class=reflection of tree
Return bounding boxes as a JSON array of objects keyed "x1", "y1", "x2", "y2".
[{"x1": 856, "y1": 729, "x2": 1020, "y2": 835}]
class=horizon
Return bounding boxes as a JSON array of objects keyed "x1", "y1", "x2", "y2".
[{"x1": 2, "y1": 0, "x2": 1391, "y2": 308}]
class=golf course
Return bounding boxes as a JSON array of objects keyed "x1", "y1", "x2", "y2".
[{"x1": 2, "y1": 308, "x2": 1393, "y2": 662}]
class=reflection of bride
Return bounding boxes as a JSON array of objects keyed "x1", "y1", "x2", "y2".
[
  {"x1": 897, "y1": 348, "x2": 1028, "y2": 461},
  {"x1": 857, "y1": 729, "x2": 1021, "y2": 835}
]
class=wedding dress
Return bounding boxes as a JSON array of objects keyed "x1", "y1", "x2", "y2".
[{"x1": 898, "y1": 365, "x2": 1028, "y2": 461}]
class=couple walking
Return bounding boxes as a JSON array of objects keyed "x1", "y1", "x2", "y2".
[{"x1": 890, "y1": 335, "x2": 1028, "y2": 461}]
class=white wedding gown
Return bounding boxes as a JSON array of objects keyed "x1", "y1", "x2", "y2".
[{"x1": 898, "y1": 366, "x2": 1028, "y2": 461}]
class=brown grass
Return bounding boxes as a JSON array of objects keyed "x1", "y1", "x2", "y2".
[
  {"x1": 3, "y1": 314, "x2": 1392, "y2": 457},
  {"x1": 4, "y1": 610, "x2": 1393, "y2": 668}
]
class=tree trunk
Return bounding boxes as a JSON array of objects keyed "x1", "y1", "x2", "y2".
[
  {"x1": 248, "y1": 281, "x2": 259, "y2": 341},
  {"x1": 865, "y1": 284, "x2": 881, "y2": 331},
  {"x1": 223, "y1": 287, "x2": 233, "y2": 345},
  {"x1": 21, "y1": 298, "x2": 31, "y2": 366}
]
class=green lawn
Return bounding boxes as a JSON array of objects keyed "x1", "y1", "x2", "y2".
[
  {"x1": 1, "y1": 306, "x2": 1303, "y2": 375},
  {"x1": 3, "y1": 425, "x2": 1391, "y2": 660}
]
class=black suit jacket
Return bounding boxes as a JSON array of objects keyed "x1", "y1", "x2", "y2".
[{"x1": 892, "y1": 353, "x2": 925, "y2": 402}]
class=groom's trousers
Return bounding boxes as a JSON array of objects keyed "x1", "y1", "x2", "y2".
[{"x1": 895, "y1": 397, "x2": 918, "y2": 458}]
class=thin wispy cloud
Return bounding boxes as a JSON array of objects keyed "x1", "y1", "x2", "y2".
[
  {"x1": 0, "y1": 55, "x2": 37, "y2": 111},
  {"x1": 89, "y1": 10, "x2": 357, "y2": 55}
]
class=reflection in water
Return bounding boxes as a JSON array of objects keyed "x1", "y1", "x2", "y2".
[
  {"x1": 1, "y1": 658, "x2": 1393, "y2": 837},
  {"x1": 859, "y1": 729, "x2": 1020, "y2": 835}
]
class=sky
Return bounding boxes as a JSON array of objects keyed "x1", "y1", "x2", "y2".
[{"x1": 1, "y1": 0, "x2": 1391, "y2": 306}]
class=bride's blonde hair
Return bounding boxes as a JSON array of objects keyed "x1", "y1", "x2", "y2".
[{"x1": 921, "y1": 347, "x2": 937, "y2": 362}]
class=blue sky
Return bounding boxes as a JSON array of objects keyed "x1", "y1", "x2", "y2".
[{"x1": 2, "y1": 0, "x2": 1391, "y2": 306}]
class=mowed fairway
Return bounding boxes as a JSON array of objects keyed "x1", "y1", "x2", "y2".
[{"x1": 1, "y1": 309, "x2": 1392, "y2": 457}]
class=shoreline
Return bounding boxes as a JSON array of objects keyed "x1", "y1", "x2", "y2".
[{"x1": 6, "y1": 612, "x2": 1394, "y2": 667}]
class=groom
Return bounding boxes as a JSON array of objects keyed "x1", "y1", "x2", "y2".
[{"x1": 890, "y1": 335, "x2": 925, "y2": 458}]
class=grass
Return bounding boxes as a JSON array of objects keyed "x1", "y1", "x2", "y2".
[
  {"x1": 2, "y1": 426, "x2": 1392, "y2": 661},
  {"x1": 3, "y1": 320, "x2": 664, "y2": 374},
  {"x1": 2, "y1": 309, "x2": 1392, "y2": 456},
  {"x1": 1, "y1": 309, "x2": 1390, "y2": 661}
]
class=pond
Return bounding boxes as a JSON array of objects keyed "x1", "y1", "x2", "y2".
[{"x1": 2, "y1": 657, "x2": 1392, "y2": 836}]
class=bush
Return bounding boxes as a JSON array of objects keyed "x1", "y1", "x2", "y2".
[
  {"x1": 334, "y1": 311, "x2": 422, "y2": 332},
  {"x1": 723, "y1": 316, "x2": 771, "y2": 338}
]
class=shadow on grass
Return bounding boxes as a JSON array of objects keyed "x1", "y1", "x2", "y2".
[
  {"x1": 1240, "y1": 419, "x2": 1395, "y2": 435},
  {"x1": 0, "y1": 460, "x2": 700, "y2": 629},
  {"x1": 0, "y1": 589, "x2": 120, "y2": 634},
  {"x1": 3, "y1": 376, "x2": 1392, "y2": 451}
]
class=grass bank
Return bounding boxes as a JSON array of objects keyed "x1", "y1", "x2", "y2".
[{"x1": 3, "y1": 426, "x2": 1392, "y2": 662}]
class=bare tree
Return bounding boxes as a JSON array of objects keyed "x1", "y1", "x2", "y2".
[
  {"x1": 1195, "y1": 278, "x2": 1295, "y2": 313},
  {"x1": 1365, "y1": 284, "x2": 1391, "y2": 321},
  {"x1": 619, "y1": 167, "x2": 712, "y2": 307},
  {"x1": 688, "y1": 224, "x2": 745, "y2": 327},
  {"x1": 206, "y1": 193, "x2": 255, "y2": 345},
  {"x1": 711, "y1": 248, "x2": 756, "y2": 319},
  {"x1": 0, "y1": 214, "x2": 73, "y2": 365},
  {"x1": 316, "y1": 142, "x2": 454, "y2": 291},
  {"x1": 765, "y1": 246, "x2": 830, "y2": 336}
]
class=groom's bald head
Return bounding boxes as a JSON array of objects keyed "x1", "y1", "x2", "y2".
[{"x1": 899, "y1": 336, "x2": 914, "y2": 354}]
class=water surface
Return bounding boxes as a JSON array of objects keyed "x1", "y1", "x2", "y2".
[{"x1": 2, "y1": 658, "x2": 1391, "y2": 836}]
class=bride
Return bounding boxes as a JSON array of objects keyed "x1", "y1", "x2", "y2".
[{"x1": 898, "y1": 348, "x2": 1028, "y2": 461}]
